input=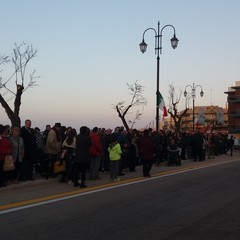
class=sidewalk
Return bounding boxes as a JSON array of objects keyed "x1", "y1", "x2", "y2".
[{"x1": 0, "y1": 152, "x2": 239, "y2": 206}]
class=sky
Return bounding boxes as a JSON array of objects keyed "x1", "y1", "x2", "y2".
[{"x1": 0, "y1": 0, "x2": 240, "y2": 131}]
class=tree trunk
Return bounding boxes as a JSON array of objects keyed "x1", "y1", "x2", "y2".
[
  {"x1": 119, "y1": 116, "x2": 129, "y2": 133},
  {"x1": 116, "y1": 105, "x2": 130, "y2": 133},
  {"x1": 0, "y1": 84, "x2": 23, "y2": 128}
]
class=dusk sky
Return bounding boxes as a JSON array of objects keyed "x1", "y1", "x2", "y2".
[{"x1": 0, "y1": 0, "x2": 239, "y2": 131}]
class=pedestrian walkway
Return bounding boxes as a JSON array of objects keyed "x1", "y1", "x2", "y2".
[{"x1": 0, "y1": 152, "x2": 240, "y2": 207}]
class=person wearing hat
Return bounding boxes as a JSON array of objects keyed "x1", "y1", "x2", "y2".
[{"x1": 46, "y1": 123, "x2": 63, "y2": 179}]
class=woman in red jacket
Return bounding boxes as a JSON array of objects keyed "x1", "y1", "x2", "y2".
[
  {"x1": 89, "y1": 127, "x2": 103, "y2": 180},
  {"x1": 139, "y1": 129, "x2": 154, "y2": 177},
  {"x1": 0, "y1": 125, "x2": 12, "y2": 187}
]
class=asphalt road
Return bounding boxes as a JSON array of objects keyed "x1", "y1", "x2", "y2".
[{"x1": 1, "y1": 158, "x2": 240, "y2": 240}]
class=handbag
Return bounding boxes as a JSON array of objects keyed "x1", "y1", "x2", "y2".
[
  {"x1": 54, "y1": 159, "x2": 66, "y2": 174},
  {"x1": 3, "y1": 155, "x2": 15, "y2": 171}
]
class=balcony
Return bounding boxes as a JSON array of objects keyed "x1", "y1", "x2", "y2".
[
  {"x1": 228, "y1": 96, "x2": 240, "y2": 103},
  {"x1": 228, "y1": 125, "x2": 240, "y2": 134},
  {"x1": 228, "y1": 110, "x2": 240, "y2": 116}
]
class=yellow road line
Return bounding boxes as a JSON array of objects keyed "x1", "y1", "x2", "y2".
[{"x1": 0, "y1": 159, "x2": 238, "y2": 212}]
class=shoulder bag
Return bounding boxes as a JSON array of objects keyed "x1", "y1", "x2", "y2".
[{"x1": 3, "y1": 155, "x2": 15, "y2": 171}]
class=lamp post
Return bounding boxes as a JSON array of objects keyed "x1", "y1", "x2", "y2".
[
  {"x1": 184, "y1": 83, "x2": 204, "y2": 132},
  {"x1": 139, "y1": 21, "x2": 179, "y2": 133}
]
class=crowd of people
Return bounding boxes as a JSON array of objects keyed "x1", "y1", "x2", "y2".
[{"x1": 0, "y1": 119, "x2": 236, "y2": 188}]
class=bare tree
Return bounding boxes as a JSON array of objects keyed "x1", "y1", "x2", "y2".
[
  {"x1": 168, "y1": 84, "x2": 188, "y2": 133},
  {"x1": 0, "y1": 42, "x2": 38, "y2": 127},
  {"x1": 128, "y1": 110, "x2": 142, "y2": 130},
  {"x1": 115, "y1": 81, "x2": 147, "y2": 132}
]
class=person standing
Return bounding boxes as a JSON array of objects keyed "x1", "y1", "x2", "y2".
[
  {"x1": 89, "y1": 127, "x2": 103, "y2": 180},
  {"x1": 0, "y1": 125, "x2": 12, "y2": 187},
  {"x1": 61, "y1": 129, "x2": 76, "y2": 184},
  {"x1": 139, "y1": 129, "x2": 154, "y2": 177},
  {"x1": 114, "y1": 127, "x2": 128, "y2": 176},
  {"x1": 73, "y1": 126, "x2": 92, "y2": 188},
  {"x1": 10, "y1": 127, "x2": 24, "y2": 182},
  {"x1": 127, "y1": 131, "x2": 138, "y2": 172},
  {"x1": 34, "y1": 127, "x2": 46, "y2": 175},
  {"x1": 108, "y1": 133, "x2": 122, "y2": 181},
  {"x1": 46, "y1": 123, "x2": 62, "y2": 178},
  {"x1": 192, "y1": 131, "x2": 204, "y2": 161},
  {"x1": 102, "y1": 128, "x2": 112, "y2": 171},
  {"x1": 167, "y1": 138, "x2": 180, "y2": 166},
  {"x1": 228, "y1": 135, "x2": 235, "y2": 157},
  {"x1": 20, "y1": 119, "x2": 37, "y2": 181}
]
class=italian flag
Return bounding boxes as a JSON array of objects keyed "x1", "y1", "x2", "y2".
[{"x1": 158, "y1": 93, "x2": 168, "y2": 117}]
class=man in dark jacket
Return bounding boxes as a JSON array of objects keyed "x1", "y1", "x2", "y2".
[
  {"x1": 20, "y1": 119, "x2": 37, "y2": 181},
  {"x1": 139, "y1": 129, "x2": 154, "y2": 177},
  {"x1": 227, "y1": 135, "x2": 235, "y2": 157},
  {"x1": 73, "y1": 126, "x2": 92, "y2": 188},
  {"x1": 192, "y1": 131, "x2": 204, "y2": 161}
]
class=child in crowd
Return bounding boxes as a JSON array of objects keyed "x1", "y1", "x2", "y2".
[{"x1": 108, "y1": 133, "x2": 122, "y2": 181}]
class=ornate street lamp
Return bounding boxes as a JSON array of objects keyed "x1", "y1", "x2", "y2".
[
  {"x1": 184, "y1": 83, "x2": 204, "y2": 131},
  {"x1": 139, "y1": 21, "x2": 179, "y2": 133}
]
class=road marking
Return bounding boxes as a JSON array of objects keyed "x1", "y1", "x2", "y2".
[{"x1": 0, "y1": 158, "x2": 238, "y2": 215}]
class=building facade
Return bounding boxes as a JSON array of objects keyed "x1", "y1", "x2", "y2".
[
  {"x1": 179, "y1": 105, "x2": 228, "y2": 133},
  {"x1": 224, "y1": 81, "x2": 240, "y2": 135}
]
